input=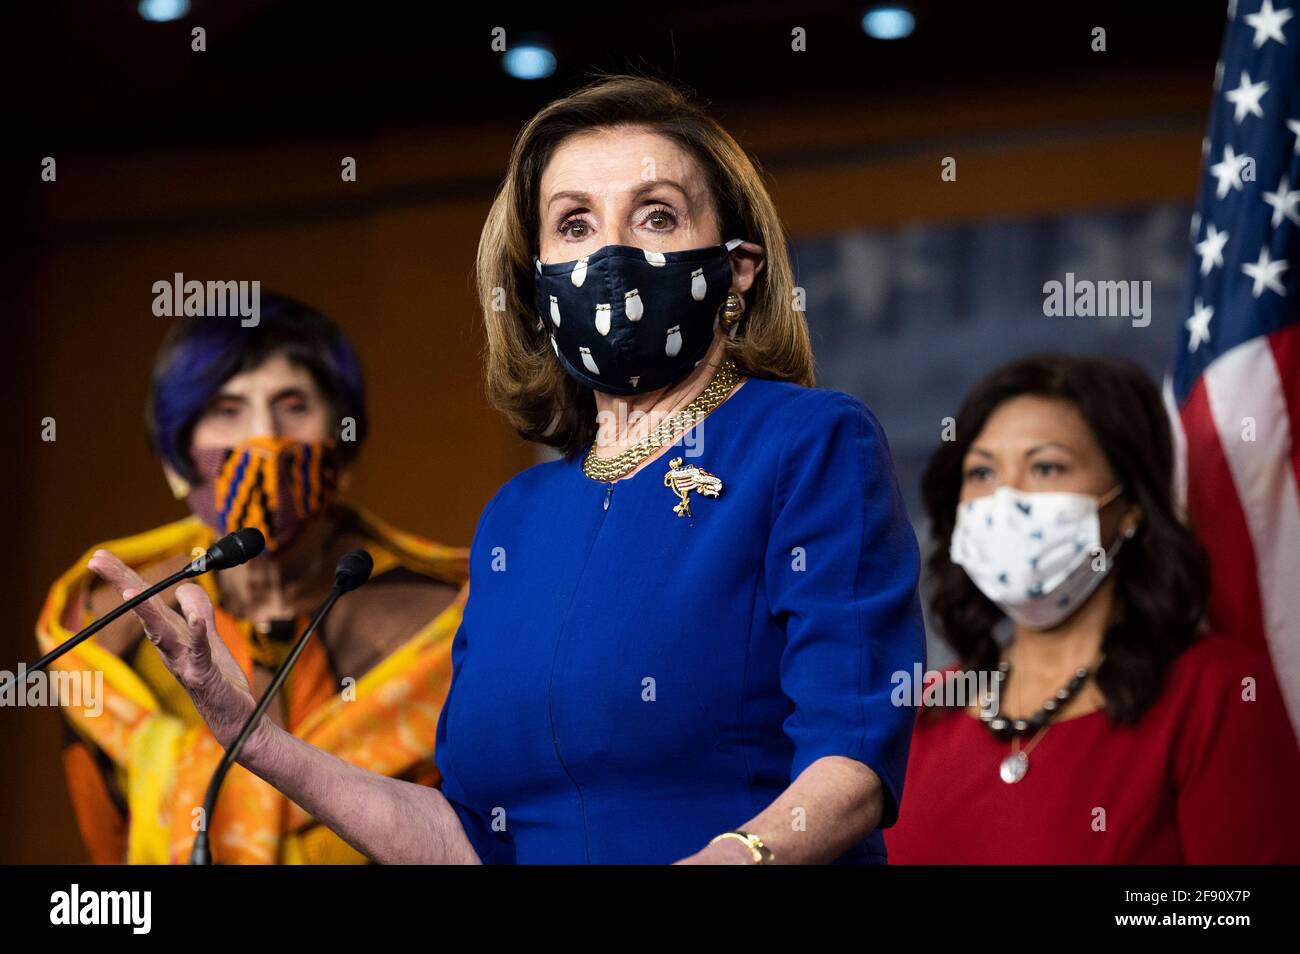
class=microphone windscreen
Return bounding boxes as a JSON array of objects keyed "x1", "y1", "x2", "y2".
[
  {"x1": 334, "y1": 549, "x2": 374, "y2": 594},
  {"x1": 202, "y1": 527, "x2": 267, "y2": 572},
  {"x1": 232, "y1": 527, "x2": 267, "y2": 562}
]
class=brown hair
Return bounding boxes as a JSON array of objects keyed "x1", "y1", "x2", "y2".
[
  {"x1": 474, "y1": 71, "x2": 815, "y2": 457},
  {"x1": 921, "y1": 354, "x2": 1211, "y2": 725}
]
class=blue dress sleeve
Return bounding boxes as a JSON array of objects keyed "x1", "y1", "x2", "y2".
[
  {"x1": 763, "y1": 389, "x2": 927, "y2": 828},
  {"x1": 434, "y1": 495, "x2": 517, "y2": 865}
]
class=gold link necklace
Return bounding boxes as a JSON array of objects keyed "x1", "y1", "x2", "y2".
[{"x1": 582, "y1": 359, "x2": 742, "y2": 483}]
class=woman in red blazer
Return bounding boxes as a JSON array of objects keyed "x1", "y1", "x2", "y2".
[{"x1": 886, "y1": 354, "x2": 1300, "y2": 864}]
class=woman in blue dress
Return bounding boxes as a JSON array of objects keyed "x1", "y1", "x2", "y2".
[{"x1": 86, "y1": 74, "x2": 927, "y2": 864}]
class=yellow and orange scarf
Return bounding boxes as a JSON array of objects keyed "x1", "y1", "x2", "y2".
[{"x1": 35, "y1": 504, "x2": 468, "y2": 864}]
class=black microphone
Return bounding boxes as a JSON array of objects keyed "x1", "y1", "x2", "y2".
[
  {"x1": 201, "y1": 527, "x2": 267, "y2": 573},
  {"x1": 333, "y1": 549, "x2": 374, "y2": 595},
  {"x1": 190, "y1": 548, "x2": 374, "y2": 865},
  {"x1": 8, "y1": 528, "x2": 266, "y2": 687}
]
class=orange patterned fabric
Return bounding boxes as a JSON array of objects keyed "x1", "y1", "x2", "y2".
[
  {"x1": 191, "y1": 436, "x2": 338, "y2": 554},
  {"x1": 62, "y1": 740, "x2": 128, "y2": 864},
  {"x1": 36, "y1": 504, "x2": 469, "y2": 864}
]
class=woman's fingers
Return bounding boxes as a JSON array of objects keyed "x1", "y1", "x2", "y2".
[
  {"x1": 174, "y1": 583, "x2": 249, "y2": 696},
  {"x1": 85, "y1": 548, "x2": 146, "y2": 593},
  {"x1": 86, "y1": 550, "x2": 255, "y2": 749},
  {"x1": 175, "y1": 583, "x2": 216, "y2": 667},
  {"x1": 87, "y1": 548, "x2": 189, "y2": 660}
]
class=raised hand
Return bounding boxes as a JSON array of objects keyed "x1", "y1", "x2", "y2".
[{"x1": 87, "y1": 549, "x2": 259, "y2": 751}]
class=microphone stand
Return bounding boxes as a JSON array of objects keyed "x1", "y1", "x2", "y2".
[
  {"x1": 3, "y1": 529, "x2": 264, "y2": 693},
  {"x1": 189, "y1": 586, "x2": 344, "y2": 865},
  {"x1": 6, "y1": 561, "x2": 203, "y2": 693}
]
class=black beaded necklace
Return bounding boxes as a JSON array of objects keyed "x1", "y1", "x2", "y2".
[{"x1": 979, "y1": 659, "x2": 1096, "y2": 741}]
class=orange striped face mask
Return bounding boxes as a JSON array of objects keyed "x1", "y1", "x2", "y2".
[{"x1": 185, "y1": 436, "x2": 338, "y2": 553}]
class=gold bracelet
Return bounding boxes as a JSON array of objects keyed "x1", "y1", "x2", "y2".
[{"x1": 708, "y1": 830, "x2": 774, "y2": 864}]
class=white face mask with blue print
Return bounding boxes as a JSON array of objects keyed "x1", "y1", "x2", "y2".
[
  {"x1": 534, "y1": 238, "x2": 745, "y2": 395},
  {"x1": 950, "y1": 484, "x2": 1125, "y2": 631}
]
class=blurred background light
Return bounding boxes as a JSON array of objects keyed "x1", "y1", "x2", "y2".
[
  {"x1": 862, "y1": 5, "x2": 916, "y2": 40},
  {"x1": 138, "y1": 0, "x2": 191, "y2": 23},
  {"x1": 503, "y1": 44, "x2": 557, "y2": 81}
]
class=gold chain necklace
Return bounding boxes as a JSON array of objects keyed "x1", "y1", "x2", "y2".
[{"x1": 582, "y1": 359, "x2": 742, "y2": 483}]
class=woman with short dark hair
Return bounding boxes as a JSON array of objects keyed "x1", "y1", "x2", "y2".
[
  {"x1": 885, "y1": 353, "x2": 1300, "y2": 863},
  {"x1": 37, "y1": 293, "x2": 469, "y2": 864}
]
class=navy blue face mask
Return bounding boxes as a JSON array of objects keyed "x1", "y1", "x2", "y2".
[{"x1": 534, "y1": 238, "x2": 744, "y2": 395}]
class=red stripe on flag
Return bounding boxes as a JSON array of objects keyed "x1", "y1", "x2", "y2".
[
  {"x1": 1268, "y1": 323, "x2": 1300, "y2": 496},
  {"x1": 1180, "y1": 378, "x2": 1268, "y2": 658}
]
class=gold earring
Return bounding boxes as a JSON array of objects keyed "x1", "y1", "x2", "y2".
[
  {"x1": 718, "y1": 292, "x2": 746, "y2": 329},
  {"x1": 164, "y1": 469, "x2": 191, "y2": 500}
]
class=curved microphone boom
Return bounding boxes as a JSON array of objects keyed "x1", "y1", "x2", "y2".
[
  {"x1": 7, "y1": 528, "x2": 266, "y2": 686},
  {"x1": 190, "y1": 548, "x2": 374, "y2": 864}
]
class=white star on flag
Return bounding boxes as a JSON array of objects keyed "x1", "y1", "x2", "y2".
[
  {"x1": 1241, "y1": 245, "x2": 1290, "y2": 297},
  {"x1": 1185, "y1": 298, "x2": 1214, "y2": 352},
  {"x1": 1226, "y1": 70, "x2": 1270, "y2": 123},
  {"x1": 1263, "y1": 176, "x2": 1300, "y2": 227},
  {"x1": 1245, "y1": 0, "x2": 1294, "y2": 47},
  {"x1": 1195, "y1": 223, "x2": 1230, "y2": 274},
  {"x1": 1210, "y1": 144, "x2": 1251, "y2": 197},
  {"x1": 1173, "y1": 0, "x2": 1300, "y2": 752}
]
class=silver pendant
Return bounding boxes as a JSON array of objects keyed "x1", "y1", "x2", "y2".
[{"x1": 999, "y1": 752, "x2": 1029, "y2": 784}]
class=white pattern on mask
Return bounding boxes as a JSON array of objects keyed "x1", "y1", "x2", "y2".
[{"x1": 950, "y1": 484, "x2": 1124, "y2": 630}]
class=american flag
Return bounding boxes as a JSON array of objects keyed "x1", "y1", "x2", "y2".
[{"x1": 1168, "y1": 0, "x2": 1300, "y2": 738}]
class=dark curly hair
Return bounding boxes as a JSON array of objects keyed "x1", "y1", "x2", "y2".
[{"x1": 921, "y1": 354, "x2": 1210, "y2": 725}]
